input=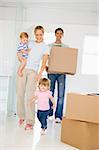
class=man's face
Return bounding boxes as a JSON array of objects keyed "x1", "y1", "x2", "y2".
[{"x1": 55, "y1": 30, "x2": 63, "y2": 40}]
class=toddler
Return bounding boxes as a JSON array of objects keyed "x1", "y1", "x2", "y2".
[{"x1": 17, "y1": 32, "x2": 30, "y2": 77}]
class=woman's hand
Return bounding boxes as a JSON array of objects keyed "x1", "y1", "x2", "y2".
[
  {"x1": 36, "y1": 73, "x2": 42, "y2": 81},
  {"x1": 30, "y1": 95, "x2": 37, "y2": 103}
]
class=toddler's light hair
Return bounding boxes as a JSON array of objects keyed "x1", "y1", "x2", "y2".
[{"x1": 20, "y1": 32, "x2": 29, "y2": 39}]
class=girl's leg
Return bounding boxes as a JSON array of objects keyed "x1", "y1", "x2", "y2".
[
  {"x1": 37, "y1": 110, "x2": 48, "y2": 129},
  {"x1": 37, "y1": 110, "x2": 44, "y2": 128},
  {"x1": 37, "y1": 110, "x2": 48, "y2": 135}
]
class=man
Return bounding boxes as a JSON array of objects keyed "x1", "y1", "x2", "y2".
[{"x1": 47, "y1": 28, "x2": 68, "y2": 123}]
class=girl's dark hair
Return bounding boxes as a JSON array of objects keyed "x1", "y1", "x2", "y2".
[{"x1": 55, "y1": 28, "x2": 64, "y2": 34}]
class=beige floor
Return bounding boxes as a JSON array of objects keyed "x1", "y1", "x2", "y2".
[{"x1": 0, "y1": 114, "x2": 79, "y2": 150}]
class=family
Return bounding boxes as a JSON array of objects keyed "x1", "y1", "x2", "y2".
[{"x1": 16, "y1": 25, "x2": 68, "y2": 135}]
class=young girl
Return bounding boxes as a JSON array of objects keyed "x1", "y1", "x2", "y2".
[
  {"x1": 17, "y1": 32, "x2": 30, "y2": 77},
  {"x1": 17, "y1": 26, "x2": 49, "y2": 130},
  {"x1": 31, "y1": 78, "x2": 55, "y2": 135}
]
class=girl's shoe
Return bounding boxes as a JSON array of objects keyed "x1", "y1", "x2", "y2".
[
  {"x1": 41, "y1": 129, "x2": 46, "y2": 135},
  {"x1": 25, "y1": 124, "x2": 33, "y2": 130},
  {"x1": 19, "y1": 119, "x2": 24, "y2": 126}
]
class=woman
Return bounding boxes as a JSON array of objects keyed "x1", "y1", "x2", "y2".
[{"x1": 16, "y1": 25, "x2": 49, "y2": 130}]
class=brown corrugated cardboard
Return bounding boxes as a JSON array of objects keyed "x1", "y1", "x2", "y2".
[
  {"x1": 66, "y1": 93, "x2": 99, "y2": 124},
  {"x1": 61, "y1": 117, "x2": 99, "y2": 150},
  {"x1": 48, "y1": 47, "x2": 78, "y2": 75}
]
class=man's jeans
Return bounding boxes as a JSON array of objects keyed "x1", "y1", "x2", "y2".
[{"x1": 48, "y1": 74, "x2": 66, "y2": 120}]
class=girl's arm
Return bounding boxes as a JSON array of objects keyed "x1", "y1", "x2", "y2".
[{"x1": 50, "y1": 96, "x2": 55, "y2": 109}]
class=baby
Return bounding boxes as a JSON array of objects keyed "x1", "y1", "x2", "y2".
[{"x1": 17, "y1": 32, "x2": 30, "y2": 77}]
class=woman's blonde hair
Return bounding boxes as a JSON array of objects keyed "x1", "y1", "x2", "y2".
[
  {"x1": 34, "y1": 25, "x2": 44, "y2": 34},
  {"x1": 38, "y1": 78, "x2": 50, "y2": 89}
]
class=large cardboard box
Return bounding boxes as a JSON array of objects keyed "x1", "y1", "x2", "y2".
[
  {"x1": 66, "y1": 93, "x2": 99, "y2": 124},
  {"x1": 48, "y1": 47, "x2": 78, "y2": 75},
  {"x1": 61, "y1": 117, "x2": 99, "y2": 150}
]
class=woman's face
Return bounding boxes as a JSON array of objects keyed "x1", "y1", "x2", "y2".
[{"x1": 34, "y1": 29, "x2": 44, "y2": 43}]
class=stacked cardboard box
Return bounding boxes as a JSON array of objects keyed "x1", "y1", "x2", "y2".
[
  {"x1": 66, "y1": 93, "x2": 99, "y2": 123},
  {"x1": 61, "y1": 93, "x2": 99, "y2": 150},
  {"x1": 61, "y1": 117, "x2": 99, "y2": 150},
  {"x1": 47, "y1": 46, "x2": 99, "y2": 149},
  {"x1": 48, "y1": 46, "x2": 78, "y2": 75}
]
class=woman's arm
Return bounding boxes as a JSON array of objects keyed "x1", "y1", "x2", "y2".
[
  {"x1": 37, "y1": 54, "x2": 49, "y2": 80},
  {"x1": 39, "y1": 54, "x2": 49, "y2": 74}
]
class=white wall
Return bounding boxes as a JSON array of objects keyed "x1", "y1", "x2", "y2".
[{"x1": 0, "y1": 2, "x2": 98, "y2": 25}]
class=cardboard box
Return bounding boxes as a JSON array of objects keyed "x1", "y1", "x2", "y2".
[
  {"x1": 48, "y1": 46, "x2": 78, "y2": 75},
  {"x1": 61, "y1": 117, "x2": 99, "y2": 150},
  {"x1": 66, "y1": 93, "x2": 99, "y2": 124}
]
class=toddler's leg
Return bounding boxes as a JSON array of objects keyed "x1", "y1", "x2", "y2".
[
  {"x1": 37, "y1": 110, "x2": 44, "y2": 128},
  {"x1": 18, "y1": 58, "x2": 27, "y2": 77},
  {"x1": 41, "y1": 114, "x2": 47, "y2": 135},
  {"x1": 43, "y1": 111, "x2": 49, "y2": 130}
]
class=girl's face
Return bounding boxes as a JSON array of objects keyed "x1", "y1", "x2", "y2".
[
  {"x1": 34, "y1": 29, "x2": 44, "y2": 43},
  {"x1": 39, "y1": 84, "x2": 48, "y2": 92}
]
